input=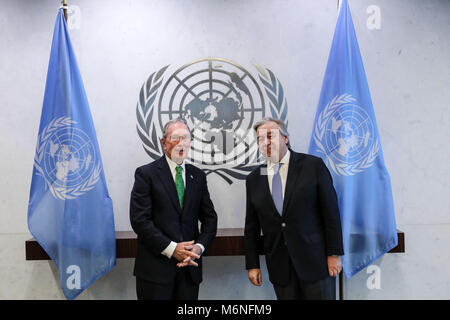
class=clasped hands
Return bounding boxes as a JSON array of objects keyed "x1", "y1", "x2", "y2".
[{"x1": 173, "y1": 240, "x2": 202, "y2": 268}]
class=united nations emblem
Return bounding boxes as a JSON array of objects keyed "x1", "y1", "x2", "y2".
[
  {"x1": 34, "y1": 117, "x2": 101, "y2": 199},
  {"x1": 312, "y1": 94, "x2": 379, "y2": 176},
  {"x1": 136, "y1": 57, "x2": 288, "y2": 184}
]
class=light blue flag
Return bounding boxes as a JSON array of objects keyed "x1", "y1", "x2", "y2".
[
  {"x1": 27, "y1": 9, "x2": 116, "y2": 299},
  {"x1": 308, "y1": 0, "x2": 397, "y2": 278}
]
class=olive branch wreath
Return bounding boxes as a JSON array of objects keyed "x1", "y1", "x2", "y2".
[
  {"x1": 254, "y1": 64, "x2": 289, "y2": 127},
  {"x1": 312, "y1": 94, "x2": 379, "y2": 176},
  {"x1": 34, "y1": 116, "x2": 101, "y2": 200},
  {"x1": 136, "y1": 65, "x2": 169, "y2": 160}
]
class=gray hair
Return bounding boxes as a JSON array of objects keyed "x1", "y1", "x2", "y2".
[
  {"x1": 162, "y1": 118, "x2": 190, "y2": 138},
  {"x1": 253, "y1": 117, "x2": 290, "y2": 147}
]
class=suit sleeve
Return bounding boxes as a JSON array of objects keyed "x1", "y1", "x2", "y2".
[
  {"x1": 196, "y1": 173, "x2": 218, "y2": 252},
  {"x1": 244, "y1": 177, "x2": 261, "y2": 270},
  {"x1": 317, "y1": 159, "x2": 344, "y2": 256},
  {"x1": 129, "y1": 167, "x2": 172, "y2": 255}
]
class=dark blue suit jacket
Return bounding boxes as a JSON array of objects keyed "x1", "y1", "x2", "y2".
[{"x1": 130, "y1": 156, "x2": 217, "y2": 285}]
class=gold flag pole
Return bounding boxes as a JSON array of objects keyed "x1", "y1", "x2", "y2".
[{"x1": 62, "y1": 0, "x2": 68, "y2": 22}]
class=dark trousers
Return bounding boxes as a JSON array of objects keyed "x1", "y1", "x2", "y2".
[
  {"x1": 136, "y1": 268, "x2": 199, "y2": 300},
  {"x1": 273, "y1": 259, "x2": 336, "y2": 300}
]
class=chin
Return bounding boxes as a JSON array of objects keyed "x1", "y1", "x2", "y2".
[
  {"x1": 175, "y1": 153, "x2": 184, "y2": 159},
  {"x1": 174, "y1": 152, "x2": 187, "y2": 162},
  {"x1": 269, "y1": 154, "x2": 281, "y2": 162}
]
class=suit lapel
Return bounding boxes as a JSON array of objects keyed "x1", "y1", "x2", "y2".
[
  {"x1": 156, "y1": 156, "x2": 182, "y2": 214},
  {"x1": 258, "y1": 164, "x2": 281, "y2": 218},
  {"x1": 282, "y1": 151, "x2": 303, "y2": 217},
  {"x1": 182, "y1": 164, "x2": 197, "y2": 213}
]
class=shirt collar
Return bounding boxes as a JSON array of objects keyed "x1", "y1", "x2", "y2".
[{"x1": 268, "y1": 149, "x2": 290, "y2": 170}]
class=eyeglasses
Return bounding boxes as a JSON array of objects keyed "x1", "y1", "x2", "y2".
[{"x1": 169, "y1": 135, "x2": 191, "y2": 142}]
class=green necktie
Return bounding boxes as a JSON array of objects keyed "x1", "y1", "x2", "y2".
[{"x1": 175, "y1": 165, "x2": 184, "y2": 208}]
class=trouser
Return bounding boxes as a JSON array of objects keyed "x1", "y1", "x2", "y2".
[
  {"x1": 136, "y1": 267, "x2": 199, "y2": 300},
  {"x1": 273, "y1": 259, "x2": 336, "y2": 300}
]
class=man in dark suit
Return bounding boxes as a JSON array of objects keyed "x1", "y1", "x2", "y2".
[
  {"x1": 244, "y1": 117, "x2": 344, "y2": 300},
  {"x1": 130, "y1": 118, "x2": 217, "y2": 300}
]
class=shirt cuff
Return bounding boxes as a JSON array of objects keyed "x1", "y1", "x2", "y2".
[
  {"x1": 161, "y1": 241, "x2": 177, "y2": 258},
  {"x1": 196, "y1": 243, "x2": 205, "y2": 255}
]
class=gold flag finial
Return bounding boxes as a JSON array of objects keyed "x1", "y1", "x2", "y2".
[{"x1": 61, "y1": 0, "x2": 68, "y2": 22}]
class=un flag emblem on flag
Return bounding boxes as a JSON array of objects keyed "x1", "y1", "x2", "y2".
[
  {"x1": 312, "y1": 94, "x2": 379, "y2": 176},
  {"x1": 34, "y1": 117, "x2": 101, "y2": 200}
]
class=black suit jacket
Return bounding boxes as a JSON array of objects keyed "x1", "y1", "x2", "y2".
[
  {"x1": 244, "y1": 151, "x2": 344, "y2": 285},
  {"x1": 130, "y1": 156, "x2": 217, "y2": 285}
]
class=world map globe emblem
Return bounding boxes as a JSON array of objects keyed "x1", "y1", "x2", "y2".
[
  {"x1": 157, "y1": 58, "x2": 266, "y2": 166},
  {"x1": 34, "y1": 117, "x2": 101, "y2": 199},
  {"x1": 42, "y1": 127, "x2": 96, "y2": 189},
  {"x1": 324, "y1": 104, "x2": 375, "y2": 165},
  {"x1": 313, "y1": 94, "x2": 379, "y2": 176}
]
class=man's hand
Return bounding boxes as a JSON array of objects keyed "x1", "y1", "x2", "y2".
[
  {"x1": 176, "y1": 243, "x2": 202, "y2": 268},
  {"x1": 248, "y1": 268, "x2": 262, "y2": 286},
  {"x1": 327, "y1": 255, "x2": 342, "y2": 277},
  {"x1": 172, "y1": 240, "x2": 200, "y2": 263}
]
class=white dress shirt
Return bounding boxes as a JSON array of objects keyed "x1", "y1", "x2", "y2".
[
  {"x1": 267, "y1": 150, "x2": 290, "y2": 199},
  {"x1": 161, "y1": 155, "x2": 205, "y2": 259},
  {"x1": 165, "y1": 155, "x2": 186, "y2": 187}
]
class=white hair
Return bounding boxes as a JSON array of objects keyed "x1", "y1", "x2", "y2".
[{"x1": 162, "y1": 118, "x2": 190, "y2": 138}]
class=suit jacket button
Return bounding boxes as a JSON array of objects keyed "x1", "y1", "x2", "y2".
[{"x1": 281, "y1": 222, "x2": 286, "y2": 228}]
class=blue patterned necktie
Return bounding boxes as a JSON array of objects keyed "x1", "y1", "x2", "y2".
[{"x1": 271, "y1": 163, "x2": 283, "y2": 215}]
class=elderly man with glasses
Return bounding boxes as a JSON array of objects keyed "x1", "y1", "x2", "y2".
[{"x1": 130, "y1": 118, "x2": 217, "y2": 300}]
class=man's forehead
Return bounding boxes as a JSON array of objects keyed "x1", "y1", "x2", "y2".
[{"x1": 167, "y1": 122, "x2": 190, "y2": 134}]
